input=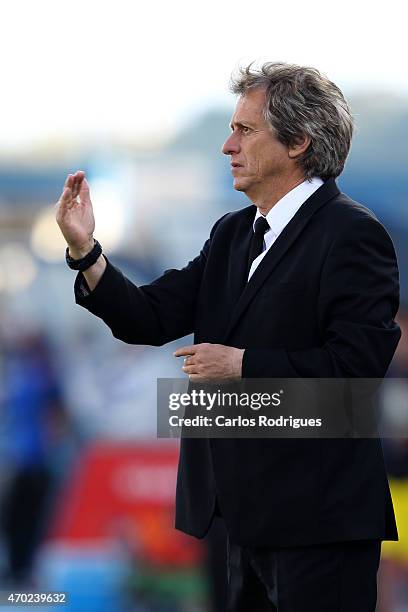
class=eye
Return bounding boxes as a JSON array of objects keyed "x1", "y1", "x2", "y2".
[{"x1": 241, "y1": 126, "x2": 251, "y2": 134}]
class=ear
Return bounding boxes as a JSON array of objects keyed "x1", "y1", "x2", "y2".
[{"x1": 288, "y1": 134, "x2": 311, "y2": 159}]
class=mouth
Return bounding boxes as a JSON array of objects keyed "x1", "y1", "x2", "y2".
[{"x1": 231, "y1": 162, "x2": 242, "y2": 168}]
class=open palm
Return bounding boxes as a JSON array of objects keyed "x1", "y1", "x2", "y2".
[{"x1": 55, "y1": 170, "x2": 95, "y2": 250}]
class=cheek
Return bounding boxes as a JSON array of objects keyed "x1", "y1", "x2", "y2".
[
  {"x1": 245, "y1": 147, "x2": 261, "y2": 173},
  {"x1": 254, "y1": 152, "x2": 265, "y2": 175},
  {"x1": 259, "y1": 151, "x2": 281, "y2": 175}
]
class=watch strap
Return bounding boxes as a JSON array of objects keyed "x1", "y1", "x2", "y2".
[{"x1": 65, "y1": 239, "x2": 102, "y2": 271}]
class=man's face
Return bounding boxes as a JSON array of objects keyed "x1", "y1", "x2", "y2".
[{"x1": 222, "y1": 88, "x2": 292, "y2": 200}]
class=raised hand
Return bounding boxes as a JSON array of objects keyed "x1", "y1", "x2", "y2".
[{"x1": 55, "y1": 170, "x2": 95, "y2": 258}]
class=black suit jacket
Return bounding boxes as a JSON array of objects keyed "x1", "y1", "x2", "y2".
[{"x1": 75, "y1": 178, "x2": 400, "y2": 547}]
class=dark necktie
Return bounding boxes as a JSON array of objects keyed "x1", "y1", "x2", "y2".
[{"x1": 247, "y1": 216, "x2": 270, "y2": 278}]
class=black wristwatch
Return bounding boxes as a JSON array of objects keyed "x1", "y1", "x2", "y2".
[{"x1": 65, "y1": 239, "x2": 103, "y2": 271}]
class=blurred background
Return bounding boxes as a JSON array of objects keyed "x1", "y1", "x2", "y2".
[{"x1": 0, "y1": 1, "x2": 407, "y2": 610}]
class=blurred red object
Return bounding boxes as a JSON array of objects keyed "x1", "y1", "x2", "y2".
[{"x1": 47, "y1": 441, "x2": 203, "y2": 567}]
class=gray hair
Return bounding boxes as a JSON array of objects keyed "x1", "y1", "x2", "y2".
[{"x1": 230, "y1": 62, "x2": 354, "y2": 180}]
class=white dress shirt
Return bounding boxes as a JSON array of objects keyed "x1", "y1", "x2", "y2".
[{"x1": 248, "y1": 177, "x2": 324, "y2": 280}]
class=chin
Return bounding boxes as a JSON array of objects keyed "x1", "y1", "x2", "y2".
[{"x1": 233, "y1": 178, "x2": 248, "y2": 193}]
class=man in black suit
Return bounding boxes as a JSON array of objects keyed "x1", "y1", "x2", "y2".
[{"x1": 56, "y1": 63, "x2": 400, "y2": 611}]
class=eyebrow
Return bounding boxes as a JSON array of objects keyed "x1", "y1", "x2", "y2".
[{"x1": 229, "y1": 120, "x2": 255, "y2": 130}]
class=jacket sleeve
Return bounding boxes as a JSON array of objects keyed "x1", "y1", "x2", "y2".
[
  {"x1": 242, "y1": 216, "x2": 401, "y2": 378},
  {"x1": 74, "y1": 241, "x2": 211, "y2": 346},
  {"x1": 74, "y1": 215, "x2": 228, "y2": 346}
]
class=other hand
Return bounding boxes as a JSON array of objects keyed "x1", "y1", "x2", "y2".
[{"x1": 174, "y1": 343, "x2": 244, "y2": 381}]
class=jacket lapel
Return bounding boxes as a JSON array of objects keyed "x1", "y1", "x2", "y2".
[
  {"x1": 226, "y1": 207, "x2": 254, "y2": 305},
  {"x1": 222, "y1": 179, "x2": 340, "y2": 343}
]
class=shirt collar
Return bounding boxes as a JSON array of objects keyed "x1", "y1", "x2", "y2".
[{"x1": 253, "y1": 177, "x2": 324, "y2": 235}]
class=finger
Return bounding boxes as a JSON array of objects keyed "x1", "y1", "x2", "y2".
[
  {"x1": 188, "y1": 374, "x2": 207, "y2": 382},
  {"x1": 174, "y1": 345, "x2": 197, "y2": 357},
  {"x1": 74, "y1": 170, "x2": 85, "y2": 188},
  {"x1": 72, "y1": 175, "x2": 84, "y2": 199},
  {"x1": 79, "y1": 178, "x2": 91, "y2": 203},
  {"x1": 58, "y1": 187, "x2": 72, "y2": 207},
  {"x1": 184, "y1": 356, "x2": 196, "y2": 365},
  {"x1": 71, "y1": 171, "x2": 85, "y2": 198},
  {"x1": 62, "y1": 185, "x2": 72, "y2": 198},
  {"x1": 63, "y1": 174, "x2": 75, "y2": 190},
  {"x1": 182, "y1": 366, "x2": 199, "y2": 375}
]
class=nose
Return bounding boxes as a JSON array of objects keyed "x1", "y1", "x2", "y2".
[{"x1": 222, "y1": 131, "x2": 240, "y2": 156}]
